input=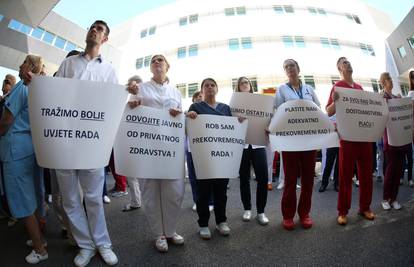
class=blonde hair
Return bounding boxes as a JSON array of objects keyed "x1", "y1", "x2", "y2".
[
  {"x1": 26, "y1": 55, "x2": 44, "y2": 74},
  {"x1": 379, "y1": 72, "x2": 391, "y2": 87}
]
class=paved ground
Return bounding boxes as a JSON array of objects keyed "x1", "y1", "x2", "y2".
[{"x1": 1, "y1": 171, "x2": 414, "y2": 267}]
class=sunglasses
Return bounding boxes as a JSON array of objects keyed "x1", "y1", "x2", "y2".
[{"x1": 151, "y1": 58, "x2": 164, "y2": 64}]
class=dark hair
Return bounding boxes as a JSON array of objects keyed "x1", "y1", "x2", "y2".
[
  {"x1": 92, "y1": 20, "x2": 110, "y2": 36},
  {"x1": 283, "y1": 59, "x2": 300, "y2": 72},
  {"x1": 201, "y1": 78, "x2": 217, "y2": 91},
  {"x1": 66, "y1": 50, "x2": 81, "y2": 58},
  {"x1": 236, "y1": 76, "x2": 253, "y2": 93},
  {"x1": 409, "y1": 70, "x2": 414, "y2": 91},
  {"x1": 336, "y1": 56, "x2": 347, "y2": 69},
  {"x1": 192, "y1": 91, "x2": 202, "y2": 102}
]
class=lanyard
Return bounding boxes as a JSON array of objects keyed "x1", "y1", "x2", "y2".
[{"x1": 286, "y1": 83, "x2": 303, "y2": 99}]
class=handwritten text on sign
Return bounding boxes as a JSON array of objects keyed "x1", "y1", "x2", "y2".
[
  {"x1": 186, "y1": 115, "x2": 247, "y2": 179},
  {"x1": 335, "y1": 87, "x2": 388, "y2": 142},
  {"x1": 28, "y1": 76, "x2": 128, "y2": 169},
  {"x1": 386, "y1": 97, "x2": 413, "y2": 146},
  {"x1": 114, "y1": 106, "x2": 185, "y2": 179},
  {"x1": 268, "y1": 100, "x2": 339, "y2": 151}
]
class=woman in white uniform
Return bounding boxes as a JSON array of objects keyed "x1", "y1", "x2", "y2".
[{"x1": 127, "y1": 55, "x2": 184, "y2": 253}]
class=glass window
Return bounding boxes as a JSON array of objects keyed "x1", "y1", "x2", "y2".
[
  {"x1": 229, "y1": 38, "x2": 239, "y2": 50},
  {"x1": 345, "y1": 13, "x2": 353, "y2": 20},
  {"x1": 331, "y1": 76, "x2": 340, "y2": 85},
  {"x1": 295, "y1": 36, "x2": 305, "y2": 48},
  {"x1": 249, "y1": 77, "x2": 258, "y2": 92},
  {"x1": 367, "y1": 45, "x2": 375, "y2": 56},
  {"x1": 42, "y1": 31, "x2": 55, "y2": 44},
  {"x1": 179, "y1": 17, "x2": 187, "y2": 26},
  {"x1": 273, "y1": 5, "x2": 284, "y2": 14},
  {"x1": 236, "y1": 6, "x2": 246, "y2": 15},
  {"x1": 136, "y1": 58, "x2": 143, "y2": 69},
  {"x1": 20, "y1": 24, "x2": 32, "y2": 35},
  {"x1": 398, "y1": 46, "x2": 407, "y2": 58},
  {"x1": 371, "y1": 79, "x2": 379, "y2": 93},
  {"x1": 140, "y1": 29, "x2": 147, "y2": 38},
  {"x1": 54, "y1": 36, "x2": 66, "y2": 49},
  {"x1": 353, "y1": 15, "x2": 361, "y2": 24},
  {"x1": 225, "y1": 8, "x2": 235, "y2": 16},
  {"x1": 241, "y1": 37, "x2": 252, "y2": 49},
  {"x1": 401, "y1": 84, "x2": 409, "y2": 96},
  {"x1": 189, "y1": 44, "x2": 198, "y2": 57},
  {"x1": 189, "y1": 14, "x2": 198, "y2": 24},
  {"x1": 320, "y1": 37, "x2": 330, "y2": 48},
  {"x1": 177, "y1": 47, "x2": 186, "y2": 58},
  {"x1": 360, "y1": 43, "x2": 369, "y2": 55},
  {"x1": 64, "y1": 41, "x2": 76, "y2": 52},
  {"x1": 331, "y1": 39, "x2": 340, "y2": 50},
  {"x1": 317, "y1": 8, "x2": 326, "y2": 15},
  {"x1": 176, "y1": 84, "x2": 187, "y2": 98},
  {"x1": 188, "y1": 83, "x2": 199, "y2": 97},
  {"x1": 308, "y1": 7, "x2": 317, "y2": 15},
  {"x1": 144, "y1": 55, "x2": 152, "y2": 67},
  {"x1": 149, "y1": 26, "x2": 156, "y2": 35},
  {"x1": 31, "y1": 27, "x2": 44, "y2": 39},
  {"x1": 8, "y1": 19, "x2": 21, "y2": 31},
  {"x1": 408, "y1": 34, "x2": 414, "y2": 49},
  {"x1": 283, "y1": 36, "x2": 294, "y2": 48},
  {"x1": 284, "y1": 5, "x2": 294, "y2": 13},
  {"x1": 304, "y1": 76, "x2": 315, "y2": 88}
]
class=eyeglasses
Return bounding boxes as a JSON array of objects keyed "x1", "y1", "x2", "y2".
[
  {"x1": 151, "y1": 58, "x2": 164, "y2": 64},
  {"x1": 3, "y1": 79, "x2": 11, "y2": 85}
]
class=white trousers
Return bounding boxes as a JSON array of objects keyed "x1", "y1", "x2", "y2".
[
  {"x1": 127, "y1": 177, "x2": 141, "y2": 207},
  {"x1": 265, "y1": 145, "x2": 275, "y2": 184},
  {"x1": 140, "y1": 178, "x2": 184, "y2": 238},
  {"x1": 56, "y1": 168, "x2": 111, "y2": 249}
]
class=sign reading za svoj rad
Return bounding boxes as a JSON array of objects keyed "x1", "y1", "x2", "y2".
[
  {"x1": 186, "y1": 115, "x2": 247, "y2": 179},
  {"x1": 29, "y1": 76, "x2": 128, "y2": 169},
  {"x1": 229, "y1": 92, "x2": 274, "y2": 146},
  {"x1": 268, "y1": 100, "x2": 339, "y2": 151},
  {"x1": 114, "y1": 106, "x2": 185, "y2": 179},
  {"x1": 335, "y1": 87, "x2": 389, "y2": 142}
]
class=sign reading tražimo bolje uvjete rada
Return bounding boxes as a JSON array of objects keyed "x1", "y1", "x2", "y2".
[
  {"x1": 114, "y1": 105, "x2": 185, "y2": 179},
  {"x1": 28, "y1": 76, "x2": 128, "y2": 169}
]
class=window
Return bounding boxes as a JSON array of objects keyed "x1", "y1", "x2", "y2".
[
  {"x1": 308, "y1": 7, "x2": 317, "y2": 15},
  {"x1": 236, "y1": 6, "x2": 246, "y2": 15},
  {"x1": 136, "y1": 58, "x2": 143, "y2": 69},
  {"x1": 353, "y1": 15, "x2": 361, "y2": 24},
  {"x1": 189, "y1": 14, "x2": 198, "y2": 24},
  {"x1": 144, "y1": 55, "x2": 152, "y2": 67},
  {"x1": 64, "y1": 41, "x2": 76, "y2": 52},
  {"x1": 321, "y1": 38, "x2": 340, "y2": 50},
  {"x1": 304, "y1": 76, "x2": 315, "y2": 88},
  {"x1": 225, "y1": 8, "x2": 235, "y2": 16},
  {"x1": 229, "y1": 38, "x2": 239, "y2": 50},
  {"x1": 360, "y1": 43, "x2": 369, "y2": 55},
  {"x1": 371, "y1": 79, "x2": 380, "y2": 93},
  {"x1": 294, "y1": 36, "x2": 305, "y2": 48},
  {"x1": 42, "y1": 31, "x2": 55, "y2": 44},
  {"x1": 189, "y1": 44, "x2": 198, "y2": 57},
  {"x1": 345, "y1": 13, "x2": 353, "y2": 20},
  {"x1": 54, "y1": 36, "x2": 66, "y2": 49},
  {"x1": 176, "y1": 84, "x2": 187, "y2": 98},
  {"x1": 140, "y1": 29, "x2": 147, "y2": 38},
  {"x1": 331, "y1": 39, "x2": 340, "y2": 50},
  {"x1": 188, "y1": 83, "x2": 199, "y2": 97},
  {"x1": 331, "y1": 76, "x2": 340, "y2": 85},
  {"x1": 398, "y1": 46, "x2": 407, "y2": 58},
  {"x1": 8, "y1": 19, "x2": 21, "y2": 30},
  {"x1": 241, "y1": 37, "x2": 252, "y2": 49},
  {"x1": 20, "y1": 24, "x2": 32, "y2": 34},
  {"x1": 401, "y1": 84, "x2": 409, "y2": 96},
  {"x1": 367, "y1": 45, "x2": 375, "y2": 56},
  {"x1": 320, "y1": 37, "x2": 330, "y2": 48},
  {"x1": 31, "y1": 27, "x2": 44, "y2": 39},
  {"x1": 283, "y1": 36, "x2": 294, "y2": 48},
  {"x1": 317, "y1": 8, "x2": 327, "y2": 15},
  {"x1": 284, "y1": 5, "x2": 294, "y2": 13},
  {"x1": 274, "y1": 5, "x2": 294, "y2": 14},
  {"x1": 148, "y1": 26, "x2": 156, "y2": 35},
  {"x1": 179, "y1": 17, "x2": 187, "y2": 26},
  {"x1": 283, "y1": 36, "x2": 305, "y2": 48},
  {"x1": 408, "y1": 34, "x2": 414, "y2": 49},
  {"x1": 177, "y1": 47, "x2": 186, "y2": 58},
  {"x1": 273, "y1": 5, "x2": 284, "y2": 14}
]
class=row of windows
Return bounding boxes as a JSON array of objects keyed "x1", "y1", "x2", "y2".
[
  {"x1": 229, "y1": 37, "x2": 252, "y2": 50},
  {"x1": 397, "y1": 33, "x2": 414, "y2": 59},
  {"x1": 139, "y1": 6, "x2": 362, "y2": 38},
  {"x1": 7, "y1": 19, "x2": 79, "y2": 52},
  {"x1": 177, "y1": 44, "x2": 198, "y2": 58},
  {"x1": 321, "y1": 38, "x2": 340, "y2": 50}
]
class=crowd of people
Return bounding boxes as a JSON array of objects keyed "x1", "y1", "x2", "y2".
[{"x1": 0, "y1": 19, "x2": 413, "y2": 266}]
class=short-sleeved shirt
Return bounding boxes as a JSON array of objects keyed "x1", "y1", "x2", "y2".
[
  {"x1": 188, "y1": 101, "x2": 232, "y2": 116},
  {"x1": 274, "y1": 83, "x2": 320, "y2": 109},
  {"x1": 326, "y1": 80, "x2": 363, "y2": 109},
  {"x1": 0, "y1": 81, "x2": 34, "y2": 162}
]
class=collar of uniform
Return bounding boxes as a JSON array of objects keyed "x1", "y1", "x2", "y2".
[
  {"x1": 150, "y1": 78, "x2": 168, "y2": 87},
  {"x1": 80, "y1": 52, "x2": 103, "y2": 63}
]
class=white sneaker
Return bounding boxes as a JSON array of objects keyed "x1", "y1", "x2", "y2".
[
  {"x1": 256, "y1": 213, "x2": 269, "y2": 226},
  {"x1": 74, "y1": 248, "x2": 96, "y2": 267},
  {"x1": 26, "y1": 239, "x2": 48, "y2": 248},
  {"x1": 216, "y1": 222, "x2": 231, "y2": 236},
  {"x1": 381, "y1": 200, "x2": 391, "y2": 210},
  {"x1": 25, "y1": 250, "x2": 48, "y2": 264},
  {"x1": 98, "y1": 246, "x2": 118, "y2": 266},
  {"x1": 409, "y1": 180, "x2": 414, "y2": 187},
  {"x1": 209, "y1": 205, "x2": 214, "y2": 212},
  {"x1": 192, "y1": 203, "x2": 197, "y2": 212},
  {"x1": 277, "y1": 181, "x2": 284, "y2": 190},
  {"x1": 103, "y1": 195, "x2": 111, "y2": 204},
  {"x1": 242, "y1": 210, "x2": 252, "y2": 222},
  {"x1": 168, "y1": 233, "x2": 184, "y2": 245},
  {"x1": 391, "y1": 200, "x2": 402, "y2": 210},
  {"x1": 199, "y1": 227, "x2": 211, "y2": 240},
  {"x1": 155, "y1": 236, "x2": 168, "y2": 252}
]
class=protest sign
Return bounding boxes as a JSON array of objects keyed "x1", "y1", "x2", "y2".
[
  {"x1": 229, "y1": 92, "x2": 274, "y2": 146},
  {"x1": 186, "y1": 115, "x2": 247, "y2": 179},
  {"x1": 386, "y1": 97, "x2": 413, "y2": 146},
  {"x1": 268, "y1": 100, "x2": 339, "y2": 151},
  {"x1": 29, "y1": 76, "x2": 128, "y2": 169},
  {"x1": 335, "y1": 87, "x2": 388, "y2": 142},
  {"x1": 114, "y1": 106, "x2": 185, "y2": 179}
]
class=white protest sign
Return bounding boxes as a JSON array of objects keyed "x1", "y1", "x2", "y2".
[
  {"x1": 268, "y1": 100, "x2": 339, "y2": 151},
  {"x1": 335, "y1": 87, "x2": 388, "y2": 142},
  {"x1": 29, "y1": 76, "x2": 128, "y2": 169},
  {"x1": 114, "y1": 106, "x2": 185, "y2": 179},
  {"x1": 386, "y1": 97, "x2": 413, "y2": 146},
  {"x1": 229, "y1": 92, "x2": 274, "y2": 146},
  {"x1": 186, "y1": 115, "x2": 247, "y2": 179}
]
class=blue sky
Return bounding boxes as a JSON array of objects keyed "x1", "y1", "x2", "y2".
[{"x1": 52, "y1": 0, "x2": 413, "y2": 29}]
